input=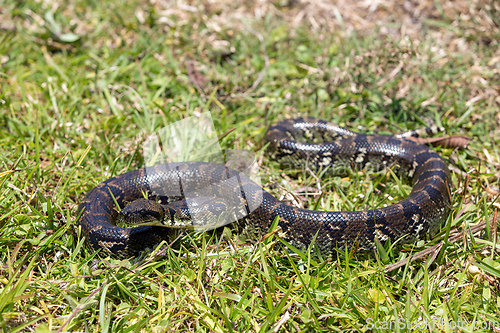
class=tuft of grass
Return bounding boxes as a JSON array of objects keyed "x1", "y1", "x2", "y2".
[{"x1": 1, "y1": 0, "x2": 500, "y2": 331}]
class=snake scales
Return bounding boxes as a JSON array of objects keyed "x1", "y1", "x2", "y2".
[{"x1": 77, "y1": 117, "x2": 452, "y2": 259}]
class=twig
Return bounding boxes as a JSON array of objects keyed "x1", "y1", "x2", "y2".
[
  {"x1": 56, "y1": 284, "x2": 104, "y2": 333},
  {"x1": 385, "y1": 212, "x2": 495, "y2": 273}
]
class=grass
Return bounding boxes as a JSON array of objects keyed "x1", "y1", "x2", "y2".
[{"x1": 1, "y1": 0, "x2": 500, "y2": 331}]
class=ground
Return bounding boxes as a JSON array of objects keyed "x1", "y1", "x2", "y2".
[{"x1": 0, "y1": 0, "x2": 499, "y2": 332}]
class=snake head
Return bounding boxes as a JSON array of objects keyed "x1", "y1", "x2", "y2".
[{"x1": 119, "y1": 198, "x2": 166, "y2": 226}]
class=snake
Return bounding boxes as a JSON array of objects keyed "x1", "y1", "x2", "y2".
[{"x1": 77, "y1": 117, "x2": 453, "y2": 259}]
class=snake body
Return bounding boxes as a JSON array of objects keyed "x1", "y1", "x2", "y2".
[{"x1": 77, "y1": 117, "x2": 452, "y2": 258}]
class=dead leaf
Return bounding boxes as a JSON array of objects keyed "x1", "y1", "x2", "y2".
[
  {"x1": 404, "y1": 135, "x2": 470, "y2": 148},
  {"x1": 186, "y1": 60, "x2": 207, "y2": 95}
]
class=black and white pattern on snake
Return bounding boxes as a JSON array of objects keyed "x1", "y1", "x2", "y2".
[{"x1": 77, "y1": 117, "x2": 453, "y2": 258}]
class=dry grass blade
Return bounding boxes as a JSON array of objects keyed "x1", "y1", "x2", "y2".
[{"x1": 385, "y1": 213, "x2": 496, "y2": 273}]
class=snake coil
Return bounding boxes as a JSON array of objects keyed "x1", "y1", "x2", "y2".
[{"x1": 77, "y1": 117, "x2": 452, "y2": 258}]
